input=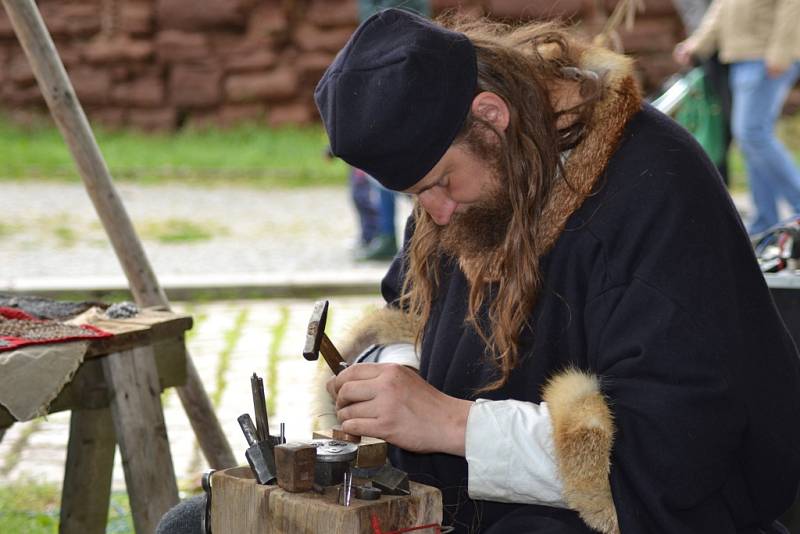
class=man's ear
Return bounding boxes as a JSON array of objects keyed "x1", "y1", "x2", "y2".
[{"x1": 471, "y1": 92, "x2": 510, "y2": 132}]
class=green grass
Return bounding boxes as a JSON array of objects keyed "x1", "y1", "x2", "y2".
[
  {"x1": 0, "y1": 114, "x2": 347, "y2": 188},
  {"x1": 0, "y1": 482, "x2": 133, "y2": 533},
  {"x1": 139, "y1": 218, "x2": 224, "y2": 244},
  {"x1": 52, "y1": 225, "x2": 78, "y2": 247},
  {"x1": 0, "y1": 481, "x2": 60, "y2": 533},
  {"x1": 4, "y1": 108, "x2": 797, "y2": 194},
  {"x1": 267, "y1": 306, "x2": 290, "y2": 416},
  {"x1": 212, "y1": 308, "x2": 249, "y2": 408},
  {"x1": 0, "y1": 420, "x2": 42, "y2": 478}
]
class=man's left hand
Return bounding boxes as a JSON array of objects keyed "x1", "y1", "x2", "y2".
[{"x1": 328, "y1": 363, "x2": 473, "y2": 456}]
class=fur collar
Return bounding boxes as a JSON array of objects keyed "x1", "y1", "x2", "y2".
[
  {"x1": 535, "y1": 46, "x2": 641, "y2": 252},
  {"x1": 458, "y1": 45, "x2": 642, "y2": 283}
]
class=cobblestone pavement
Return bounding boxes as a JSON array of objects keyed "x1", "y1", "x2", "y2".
[
  {"x1": 0, "y1": 295, "x2": 384, "y2": 491},
  {"x1": 0, "y1": 181, "x2": 413, "y2": 284}
]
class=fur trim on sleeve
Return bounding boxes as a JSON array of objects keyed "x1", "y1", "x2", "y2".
[
  {"x1": 309, "y1": 306, "x2": 419, "y2": 431},
  {"x1": 542, "y1": 369, "x2": 619, "y2": 534},
  {"x1": 338, "y1": 306, "x2": 419, "y2": 362}
]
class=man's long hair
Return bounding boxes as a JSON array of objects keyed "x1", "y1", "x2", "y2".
[{"x1": 399, "y1": 18, "x2": 603, "y2": 392}]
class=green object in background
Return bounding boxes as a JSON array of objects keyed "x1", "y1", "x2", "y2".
[{"x1": 674, "y1": 68, "x2": 727, "y2": 167}]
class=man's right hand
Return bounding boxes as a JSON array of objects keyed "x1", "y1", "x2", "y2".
[{"x1": 327, "y1": 362, "x2": 472, "y2": 456}]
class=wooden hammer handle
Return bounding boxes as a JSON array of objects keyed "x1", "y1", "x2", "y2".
[{"x1": 320, "y1": 335, "x2": 347, "y2": 375}]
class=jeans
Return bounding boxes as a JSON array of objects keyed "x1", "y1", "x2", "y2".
[
  {"x1": 375, "y1": 182, "x2": 397, "y2": 237},
  {"x1": 350, "y1": 167, "x2": 379, "y2": 245},
  {"x1": 730, "y1": 60, "x2": 800, "y2": 235}
]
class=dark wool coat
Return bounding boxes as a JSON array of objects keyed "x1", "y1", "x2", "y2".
[{"x1": 376, "y1": 102, "x2": 800, "y2": 533}]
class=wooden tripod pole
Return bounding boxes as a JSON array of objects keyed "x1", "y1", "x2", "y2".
[{"x1": 2, "y1": 0, "x2": 236, "y2": 470}]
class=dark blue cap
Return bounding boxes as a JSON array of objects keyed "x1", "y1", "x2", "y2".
[{"x1": 314, "y1": 8, "x2": 478, "y2": 191}]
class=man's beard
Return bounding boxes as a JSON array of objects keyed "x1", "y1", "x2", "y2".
[{"x1": 437, "y1": 180, "x2": 513, "y2": 261}]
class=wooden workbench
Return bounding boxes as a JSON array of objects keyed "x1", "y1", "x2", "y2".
[{"x1": 0, "y1": 308, "x2": 192, "y2": 534}]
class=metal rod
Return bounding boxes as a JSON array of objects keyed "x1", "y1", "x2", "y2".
[{"x1": 251, "y1": 373, "x2": 270, "y2": 443}]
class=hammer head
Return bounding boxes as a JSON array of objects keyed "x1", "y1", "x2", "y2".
[{"x1": 303, "y1": 300, "x2": 329, "y2": 361}]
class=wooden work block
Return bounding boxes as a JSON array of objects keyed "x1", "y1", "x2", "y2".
[
  {"x1": 210, "y1": 466, "x2": 442, "y2": 534},
  {"x1": 313, "y1": 429, "x2": 388, "y2": 468},
  {"x1": 211, "y1": 466, "x2": 277, "y2": 534},
  {"x1": 275, "y1": 443, "x2": 316, "y2": 493},
  {"x1": 332, "y1": 424, "x2": 361, "y2": 443}
]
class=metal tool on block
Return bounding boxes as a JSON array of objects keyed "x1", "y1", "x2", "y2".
[
  {"x1": 311, "y1": 438, "x2": 358, "y2": 487},
  {"x1": 238, "y1": 413, "x2": 277, "y2": 485},
  {"x1": 251, "y1": 373, "x2": 271, "y2": 443},
  {"x1": 337, "y1": 471, "x2": 353, "y2": 506},
  {"x1": 371, "y1": 464, "x2": 410, "y2": 496},
  {"x1": 303, "y1": 300, "x2": 349, "y2": 375},
  {"x1": 250, "y1": 373, "x2": 285, "y2": 447},
  {"x1": 201, "y1": 469, "x2": 215, "y2": 534},
  {"x1": 353, "y1": 484, "x2": 382, "y2": 500}
]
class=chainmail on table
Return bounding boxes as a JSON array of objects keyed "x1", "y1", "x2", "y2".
[{"x1": 0, "y1": 317, "x2": 105, "y2": 340}]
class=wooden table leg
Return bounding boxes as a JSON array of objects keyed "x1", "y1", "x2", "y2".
[
  {"x1": 102, "y1": 346, "x2": 179, "y2": 533},
  {"x1": 60, "y1": 407, "x2": 116, "y2": 534}
]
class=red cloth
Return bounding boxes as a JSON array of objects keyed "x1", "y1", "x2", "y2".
[{"x1": 0, "y1": 307, "x2": 112, "y2": 352}]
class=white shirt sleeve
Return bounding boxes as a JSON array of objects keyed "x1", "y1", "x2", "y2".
[
  {"x1": 465, "y1": 399, "x2": 567, "y2": 508},
  {"x1": 356, "y1": 343, "x2": 419, "y2": 369}
]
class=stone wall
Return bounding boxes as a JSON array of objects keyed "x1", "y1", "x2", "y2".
[{"x1": 0, "y1": 0, "x2": 686, "y2": 131}]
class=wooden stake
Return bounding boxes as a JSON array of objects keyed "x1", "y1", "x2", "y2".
[{"x1": 0, "y1": 0, "x2": 235, "y2": 469}]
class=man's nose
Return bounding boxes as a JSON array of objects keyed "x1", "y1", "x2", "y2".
[{"x1": 419, "y1": 190, "x2": 457, "y2": 225}]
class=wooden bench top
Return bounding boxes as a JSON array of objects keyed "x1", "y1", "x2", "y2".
[{"x1": 84, "y1": 308, "x2": 193, "y2": 358}]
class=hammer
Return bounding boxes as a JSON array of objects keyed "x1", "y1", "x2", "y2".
[{"x1": 304, "y1": 300, "x2": 348, "y2": 375}]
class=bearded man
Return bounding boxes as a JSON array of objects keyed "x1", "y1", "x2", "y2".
[{"x1": 313, "y1": 8, "x2": 800, "y2": 534}]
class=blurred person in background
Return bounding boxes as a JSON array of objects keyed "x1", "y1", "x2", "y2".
[
  {"x1": 675, "y1": 0, "x2": 800, "y2": 236},
  {"x1": 349, "y1": 165, "x2": 381, "y2": 254},
  {"x1": 350, "y1": 0, "x2": 431, "y2": 262},
  {"x1": 670, "y1": 0, "x2": 733, "y2": 185}
]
